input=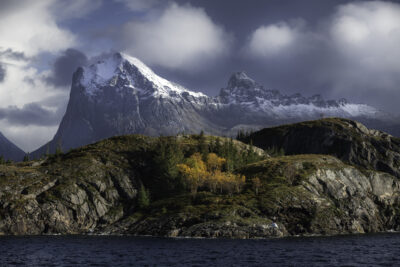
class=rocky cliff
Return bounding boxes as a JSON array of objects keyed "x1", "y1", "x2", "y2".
[
  {"x1": 2, "y1": 120, "x2": 400, "y2": 238},
  {"x1": 240, "y1": 118, "x2": 400, "y2": 178}
]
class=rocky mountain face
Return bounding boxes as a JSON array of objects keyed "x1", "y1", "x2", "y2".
[
  {"x1": 0, "y1": 131, "x2": 25, "y2": 161},
  {"x1": 2, "y1": 123, "x2": 400, "y2": 237},
  {"x1": 240, "y1": 118, "x2": 400, "y2": 178},
  {"x1": 215, "y1": 72, "x2": 386, "y2": 128},
  {"x1": 31, "y1": 52, "x2": 394, "y2": 157}
]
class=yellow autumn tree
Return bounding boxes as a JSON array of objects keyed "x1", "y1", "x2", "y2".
[
  {"x1": 206, "y1": 153, "x2": 226, "y2": 172},
  {"x1": 178, "y1": 152, "x2": 246, "y2": 195},
  {"x1": 177, "y1": 153, "x2": 207, "y2": 194}
]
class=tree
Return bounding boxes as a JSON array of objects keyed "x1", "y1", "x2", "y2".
[
  {"x1": 214, "y1": 137, "x2": 222, "y2": 155},
  {"x1": 23, "y1": 153, "x2": 30, "y2": 162},
  {"x1": 252, "y1": 177, "x2": 261, "y2": 195},
  {"x1": 178, "y1": 152, "x2": 246, "y2": 195},
  {"x1": 137, "y1": 184, "x2": 150, "y2": 208},
  {"x1": 55, "y1": 146, "x2": 63, "y2": 156},
  {"x1": 152, "y1": 137, "x2": 185, "y2": 197},
  {"x1": 177, "y1": 153, "x2": 207, "y2": 195},
  {"x1": 198, "y1": 130, "x2": 208, "y2": 158},
  {"x1": 45, "y1": 144, "x2": 50, "y2": 157},
  {"x1": 206, "y1": 153, "x2": 226, "y2": 172},
  {"x1": 0, "y1": 156, "x2": 4, "y2": 165}
]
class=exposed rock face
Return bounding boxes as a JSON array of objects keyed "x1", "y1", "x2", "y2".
[
  {"x1": 1, "y1": 135, "x2": 263, "y2": 236},
  {"x1": 242, "y1": 118, "x2": 400, "y2": 179},
  {"x1": 31, "y1": 53, "x2": 221, "y2": 158},
  {"x1": 0, "y1": 150, "x2": 137, "y2": 235},
  {"x1": 2, "y1": 125, "x2": 400, "y2": 238},
  {"x1": 0, "y1": 131, "x2": 25, "y2": 161},
  {"x1": 241, "y1": 156, "x2": 400, "y2": 236},
  {"x1": 31, "y1": 52, "x2": 394, "y2": 158},
  {"x1": 99, "y1": 155, "x2": 400, "y2": 238}
]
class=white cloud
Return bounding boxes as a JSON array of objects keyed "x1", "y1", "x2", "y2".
[
  {"x1": 246, "y1": 22, "x2": 299, "y2": 57},
  {"x1": 0, "y1": 0, "x2": 79, "y2": 151},
  {"x1": 244, "y1": 1, "x2": 400, "y2": 113},
  {"x1": 0, "y1": 0, "x2": 76, "y2": 57},
  {"x1": 120, "y1": 3, "x2": 232, "y2": 70},
  {"x1": 330, "y1": 1, "x2": 400, "y2": 72},
  {"x1": 0, "y1": 62, "x2": 69, "y2": 151},
  {"x1": 0, "y1": 122, "x2": 59, "y2": 153}
]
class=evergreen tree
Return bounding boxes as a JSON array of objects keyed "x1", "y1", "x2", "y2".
[
  {"x1": 23, "y1": 153, "x2": 30, "y2": 162},
  {"x1": 198, "y1": 130, "x2": 208, "y2": 158},
  {"x1": 214, "y1": 137, "x2": 222, "y2": 156},
  {"x1": 56, "y1": 146, "x2": 63, "y2": 155},
  {"x1": 46, "y1": 144, "x2": 50, "y2": 157},
  {"x1": 137, "y1": 184, "x2": 150, "y2": 208},
  {"x1": 152, "y1": 137, "x2": 185, "y2": 197},
  {"x1": 55, "y1": 139, "x2": 63, "y2": 156},
  {"x1": 0, "y1": 155, "x2": 4, "y2": 165}
]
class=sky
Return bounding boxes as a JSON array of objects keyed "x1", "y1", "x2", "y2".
[{"x1": 1, "y1": 0, "x2": 400, "y2": 152}]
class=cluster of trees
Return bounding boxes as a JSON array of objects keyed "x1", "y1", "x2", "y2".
[
  {"x1": 236, "y1": 129, "x2": 255, "y2": 140},
  {"x1": 0, "y1": 156, "x2": 12, "y2": 165},
  {"x1": 199, "y1": 134, "x2": 261, "y2": 171},
  {"x1": 136, "y1": 132, "x2": 266, "y2": 206},
  {"x1": 177, "y1": 152, "x2": 246, "y2": 195}
]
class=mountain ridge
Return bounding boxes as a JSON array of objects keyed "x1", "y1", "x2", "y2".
[
  {"x1": 0, "y1": 131, "x2": 25, "y2": 161},
  {"x1": 31, "y1": 52, "x2": 396, "y2": 158}
]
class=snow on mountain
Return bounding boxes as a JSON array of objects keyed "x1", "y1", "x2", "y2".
[
  {"x1": 80, "y1": 53, "x2": 207, "y2": 99},
  {"x1": 31, "y1": 52, "x2": 394, "y2": 158},
  {"x1": 218, "y1": 71, "x2": 384, "y2": 121},
  {"x1": 78, "y1": 54, "x2": 384, "y2": 121}
]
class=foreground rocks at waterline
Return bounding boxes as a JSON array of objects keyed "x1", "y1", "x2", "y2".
[{"x1": 1, "y1": 119, "x2": 400, "y2": 238}]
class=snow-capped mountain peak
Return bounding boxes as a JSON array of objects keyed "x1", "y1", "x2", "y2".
[
  {"x1": 32, "y1": 51, "x2": 395, "y2": 158},
  {"x1": 227, "y1": 71, "x2": 257, "y2": 89},
  {"x1": 79, "y1": 52, "x2": 206, "y2": 99}
]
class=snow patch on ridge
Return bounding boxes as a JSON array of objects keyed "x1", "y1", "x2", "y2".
[
  {"x1": 79, "y1": 52, "x2": 206, "y2": 99},
  {"x1": 76, "y1": 52, "x2": 386, "y2": 122}
]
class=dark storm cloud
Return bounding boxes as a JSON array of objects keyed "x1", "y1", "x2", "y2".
[
  {"x1": 46, "y1": 48, "x2": 88, "y2": 88},
  {"x1": 0, "y1": 64, "x2": 5, "y2": 82},
  {"x1": 140, "y1": 0, "x2": 352, "y2": 96},
  {"x1": 147, "y1": 0, "x2": 400, "y2": 115},
  {"x1": 0, "y1": 102, "x2": 63, "y2": 127}
]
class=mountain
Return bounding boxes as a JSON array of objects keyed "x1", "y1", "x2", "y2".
[
  {"x1": 31, "y1": 53, "x2": 221, "y2": 157},
  {"x1": 0, "y1": 131, "x2": 25, "y2": 161},
  {"x1": 215, "y1": 72, "x2": 389, "y2": 128},
  {"x1": 2, "y1": 124, "x2": 400, "y2": 237},
  {"x1": 239, "y1": 118, "x2": 400, "y2": 178},
  {"x1": 31, "y1": 52, "x2": 393, "y2": 157}
]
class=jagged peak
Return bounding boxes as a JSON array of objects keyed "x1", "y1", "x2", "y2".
[
  {"x1": 78, "y1": 52, "x2": 207, "y2": 98},
  {"x1": 227, "y1": 71, "x2": 257, "y2": 89}
]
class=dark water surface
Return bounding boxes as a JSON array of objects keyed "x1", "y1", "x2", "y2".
[{"x1": 0, "y1": 233, "x2": 400, "y2": 266}]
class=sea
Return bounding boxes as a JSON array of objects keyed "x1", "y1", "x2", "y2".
[{"x1": 0, "y1": 233, "x2": 399, "y2": 266}]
